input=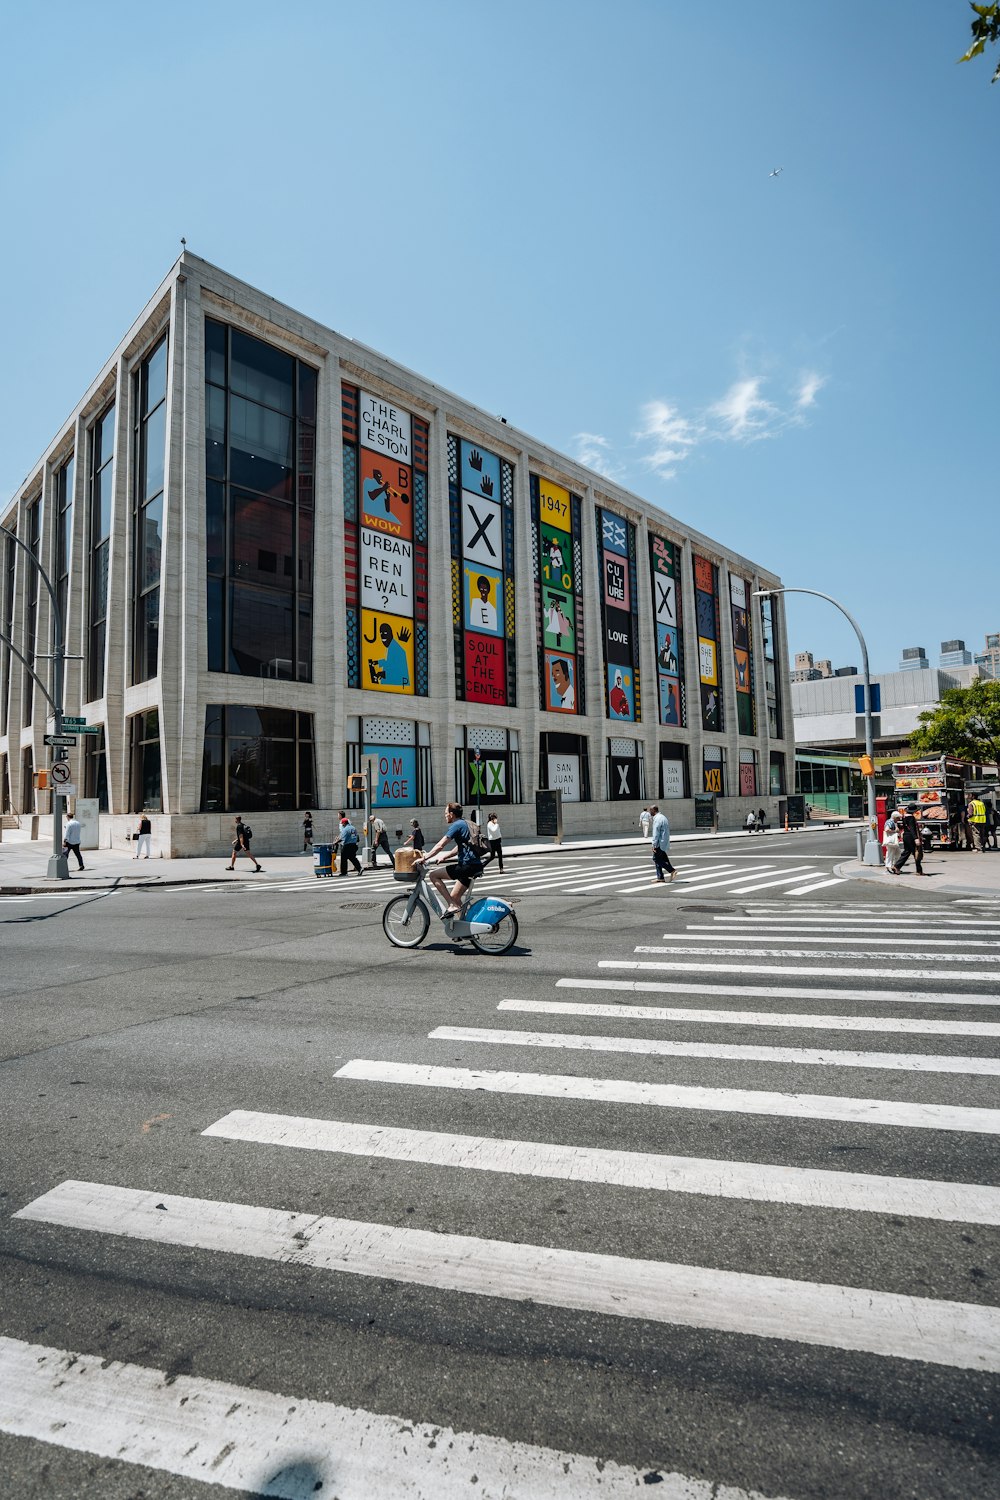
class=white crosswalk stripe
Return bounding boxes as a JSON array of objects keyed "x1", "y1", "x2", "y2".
[
  {"x1": 15, "y1": 1180, "x2": 1000, "y2": 1371},
  {"x1": 0, "y1": 1336, "x2": 685, "y2": 1500}
]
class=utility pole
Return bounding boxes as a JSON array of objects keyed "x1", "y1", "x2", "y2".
[
  {"x1": 753, "y1": 585, "x2": 882, "y2": 866},
  {"x1": 1, "y1": 523, "x2": 74, "y2": 879}
]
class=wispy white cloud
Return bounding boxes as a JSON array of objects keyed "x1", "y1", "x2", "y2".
[
  {"x1": 633, "y1": 400, "x2": 702, "y2": 478},
  {"x1": 708, "y1": 377, "x2": 778, "y2": 442},
  {"x1": 793, "y1": 370, "x2": 825, "y2": 410},
  {"x1": 571, "y1": 431, "x2": 620, "y2": 478},
  {"x1": 572, "y1": 363, "x2": 827, "y2": 483}
]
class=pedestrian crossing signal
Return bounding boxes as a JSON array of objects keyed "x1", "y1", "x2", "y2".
[
  {"x1": 347, "y1": 773, "x2": 365, "y2": 791},
  {"x1": 858, "y1": 755, "x2": 875, "y2": 777}
]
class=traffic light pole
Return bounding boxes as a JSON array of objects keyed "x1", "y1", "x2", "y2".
[
  {"x1": 753, "y1": 586, "x2": 882, "y2": 866},
  {"x1": 1, "y1": 523, "x2": 70, "y2": 878}
]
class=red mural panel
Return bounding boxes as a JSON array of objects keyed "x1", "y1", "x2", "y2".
[{"x1": 464, "y1": 633, "x2": 507, "y2": 705}]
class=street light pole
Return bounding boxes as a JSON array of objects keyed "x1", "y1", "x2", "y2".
[
  {"x1": 752, "y1": 586, "x2": 882, "y2": 866},
  {"x1": 1, "y1": 522, "x2": 70, "y2": 879}
]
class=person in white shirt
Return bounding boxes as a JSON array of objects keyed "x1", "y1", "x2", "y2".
[
  {"x1": 486, "y1": 812, "x2": 504, "y2": 872},
  {"x1": 639, "y1": 807, "x2": 652, "y2": 839},
  {"x1": 62, "y1": 815, "x2": 85, "y2": 870}
]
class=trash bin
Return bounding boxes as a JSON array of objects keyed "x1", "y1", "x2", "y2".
[{"x1": 314, "y1": 843, "x2": 334, "y2": 878}]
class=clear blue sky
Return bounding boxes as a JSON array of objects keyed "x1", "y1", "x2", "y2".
[{"x1": 2, "y1": 1, "x2": 996, "y2": 675}]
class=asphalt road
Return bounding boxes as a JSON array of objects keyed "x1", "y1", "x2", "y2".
[{"x1": 1, "y1": 828, "x2": 997, "y2": 1499}]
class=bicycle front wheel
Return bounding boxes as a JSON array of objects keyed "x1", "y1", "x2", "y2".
[
  {"x1": 470, "y1": 909, "x2": 519, "y2": 955},
  {"x1": 382, "y1": 895, "x2": 431, "y2": 948}
]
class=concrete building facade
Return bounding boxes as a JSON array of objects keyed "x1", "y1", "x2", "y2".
[{"x1": 1, "y1": 256, "x2": 792, "y2": 854}]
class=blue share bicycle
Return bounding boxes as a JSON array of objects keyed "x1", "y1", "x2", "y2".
[{"x1": 381, "y1": 859, "x2": 518, "y2": 954}]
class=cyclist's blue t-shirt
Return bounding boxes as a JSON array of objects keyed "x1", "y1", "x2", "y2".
[{"x1": 446, "y1": 819, "x2": 470, "y2": 846}]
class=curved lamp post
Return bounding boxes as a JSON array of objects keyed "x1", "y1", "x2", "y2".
[{"x1": 752, "y1": 586, "x2": 882, "y2": 866}]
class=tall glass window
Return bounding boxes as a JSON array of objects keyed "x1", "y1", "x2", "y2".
[
  {"x1": 132, "y1": 339, "x2": 167, "y2": 682},
  {"x1": 88, "y1": 404, "x2": 116, "y2": 701},
  {"x1": 760, "y1": 595, "x2": 784, "y2": 739},
  {"x1": 205, "y1": 321, "x2": 315, "y2": 680},
  {"x1": 21, "y1": 497, "x2": 41, "y2": 726},
  {"x1": 129, "y1": 708, "x2": 162, "y2": 811},
  {"x1": 200, "y1": 704, "x2": 315, "y2": 812},
  {"x1": 54, "y1": 456, "x2": 74, "y2": 652},
  {"x1": 1, "y1": 527, "x2": 16, "y2": 735},
  {"x1": 84, "y1": 725, "x2": 108, "y2": 811}
]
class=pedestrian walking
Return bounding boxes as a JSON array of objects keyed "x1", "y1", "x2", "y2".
[
  {"x1": 639, "y1": 807, "x2": 652, "y2": 840},
  {"x1": 226, "y1": 816, "x2": 263, "y2": 872},
  {"x1": 486, "y1": 811, "x2": 504, "y2": 872},
  {"x1": 882, "y1": 809, "x2": 903, "y2": 874},
  {"x1": 370, "y1": 813, "x2": 392, "y2": 867},
  {"x1": 745, "y1": 810, "x2": 756, "y2": 835},
  {"x1": 649, "y1": 805, "x2": 676, "y2": 883},
  {"x1": 401, "y1": 818, "x2": 424, "y2": 852},
  {"x1": 894, "y1": 806, "x2": 925, "y2": 876},
  {"x1": 62, "y1": 814, "x2": 85, "y2": 870},
  {"x1": 133, "y1": 813, "x2": 152, "y2": 859},
  {"x1": 754, "y1": 807, "x2": 767, "y2": 833},
  {"x1": 338, "y1": 815, "x2": 364, "y2": 876},
  {"x1": 986, "y1": 802, "x2": 998, "y2": 851},
  {"x1": 302, "y1": 811, "x2": 313, "y2": 851}
]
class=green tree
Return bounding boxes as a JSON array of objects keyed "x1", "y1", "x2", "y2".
[
  {"x1": 959, "y1": 2, "x2": 1000, "y2": 83},
  {"x1": 909, "y1": 679, "x2": 1000, "y2": 765}
]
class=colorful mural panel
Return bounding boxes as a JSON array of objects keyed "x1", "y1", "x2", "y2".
[
  {"x1": 360, "y1": 609, "x2": 414, "y2": 692},
  {"x1": 534, "y1": 476, "x2": 583, "y2": 715},
  {"x1": 343, "y1": 384, "x2": 427, "y2": 695},
  {"x1": 544, "y1": 650, "x2": 577, "y2": 712},
  {"x1": 596, "y1": 507, "x2": 639, "y2": 722},
  {"x1": 450, "y1": 436, "x2": 515, "y2": 705},
  {"x1": 693, "y1": 554, "x2": 723, "y2": 732},
  {"x1": 464, "y1": 632, "x2": 507, "y2": 704},
  {"x1": 649, "y1": 534, "x2": 685, "y2": 728},
  {"x1": 363, "y1": 744, "x2": 417, "y2": 806},
  {"x1": 730, "y1": 573, "x2": 756, "y2": 736}
]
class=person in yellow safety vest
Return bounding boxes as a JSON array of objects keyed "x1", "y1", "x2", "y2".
[{"x1": 966, "y1": 796, "x2": 987, "y2": 853}]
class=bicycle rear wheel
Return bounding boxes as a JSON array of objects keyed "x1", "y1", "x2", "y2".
[
  {"x1": 382, "y1": 895, "x2": 431, "y2": 948},
  {"x1": 470, "y1": 909, "x2": 518, "y2": 955}
]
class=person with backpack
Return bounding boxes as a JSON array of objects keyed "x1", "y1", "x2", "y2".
[
  {"x1": 227, "y1": 816, "x2": 262, "y2": 872},
  {"x1": 420, "y1": 802, "x2": 483, "y2": 916},
  {"x1": 338, "y1": 815, "x2": 364, "y2": 876}
]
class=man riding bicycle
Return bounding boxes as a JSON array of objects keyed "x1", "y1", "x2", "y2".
[{"x1": 417, "y1": 802, "x2": 483, "y2": 916}]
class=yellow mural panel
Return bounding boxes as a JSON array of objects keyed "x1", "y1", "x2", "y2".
[{"x1": 361, "y1": 608, "x2": 414, "y2": 694}]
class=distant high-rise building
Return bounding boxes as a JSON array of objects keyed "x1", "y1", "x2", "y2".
[
  {"x1": 975, "y1": 631, "x2": 1000, "y2": 679},
  {"x1": 815, "y1": 659, "x2": 833, "y2": 678},
  {"x1": 834, "y1": 665, "x2": 859, "y2": 677},
  {"x1": 899, "y1": 645, "x2": 929, "y2": 671},
  {"x1": 791, "y1": 650, "x2": 821, "y2": 683},
  {"x1": 939, "y1": 639, "x2": 972, "y2": 668}
]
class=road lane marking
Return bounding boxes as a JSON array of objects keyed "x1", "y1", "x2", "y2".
[
  {"x1": 204, "y1": 1110, "x2": 1000, "y2": 1225},
  {"x1": 333, "y1": 1060, "x2": 1000, "y2": 1134},
  {"x1": 562, "y1": 977, "x2": 1000, "y2": 1007},
  {"x1": 0, "y1": 1336, "x2": 684, "y2": 1499},
  {"x1": 14, "y1": 1188, "x2": 1000, "y2": 1371},
  {"x1": 675, "y1": 932, "x2": 1000, "y2": 948},
  {"x1": 604, "y1": 959, "x2": 1000, "y2": 983},
  {"x1": 726, "y1": 871, "x2": 839, "y2": 893},
  {"x1": 633, "y1": 946, "x2": 1000, "y2": 965},
  {"x1": 499, "y1": 998, "x2": 1000, "y2": 1037},
  {"x1": 428, "y1": 1025, "x2": 1000, "y2": 1076},
  {"x1": 783, "y1": 879, "x2": 846, "y2": 894}
]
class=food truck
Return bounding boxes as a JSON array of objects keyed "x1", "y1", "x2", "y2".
[{"x1": 891, "y1": 756, "x2": 971, "y2": 848}]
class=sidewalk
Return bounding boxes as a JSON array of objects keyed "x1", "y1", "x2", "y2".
[
  {"x1": 835, "y1": 844, "x2": 1000, "y2": 898},
  {"x1": 0, "y1": 822, "x2": 859, "y2": 893}
]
